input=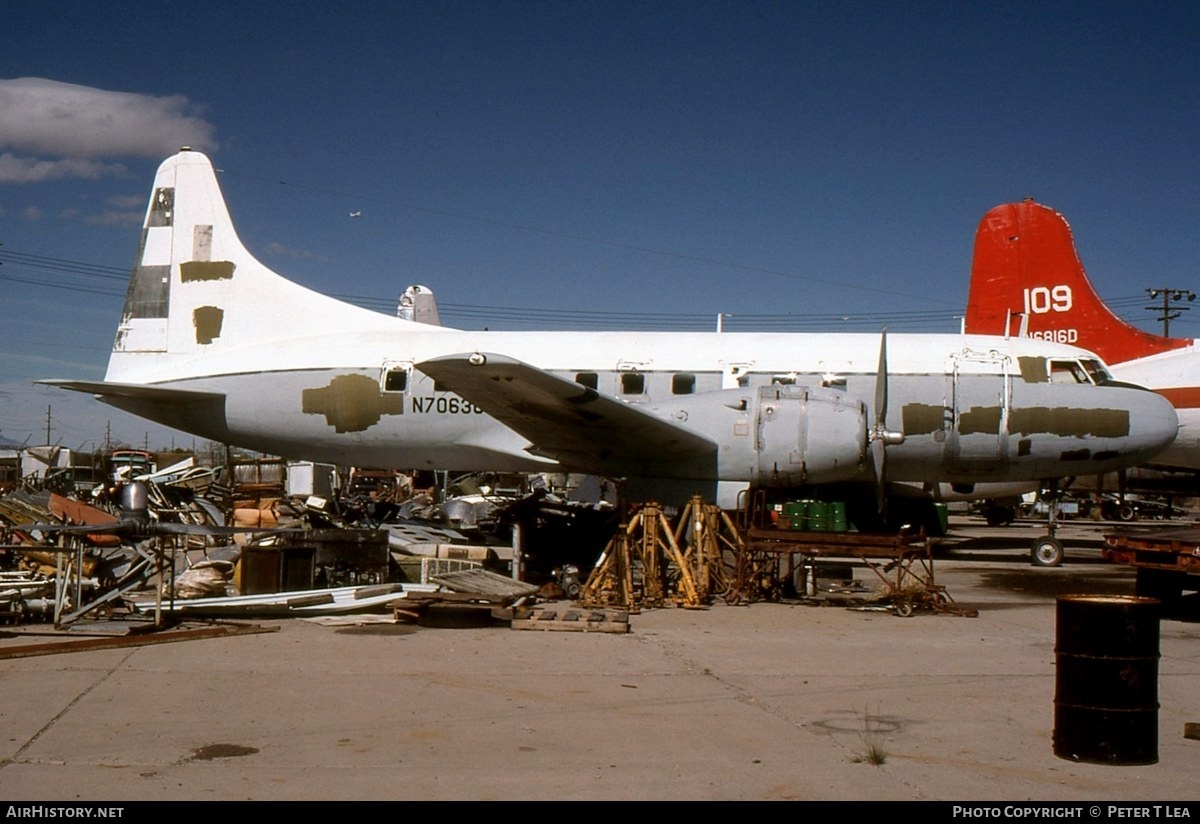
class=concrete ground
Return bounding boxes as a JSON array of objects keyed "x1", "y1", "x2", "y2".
[{"x1": 0, "y1": 516, "x2": 1196, "y2": 801}]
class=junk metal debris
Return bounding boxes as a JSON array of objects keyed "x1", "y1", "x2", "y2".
[
  {"x1": 0, "y1": 459, "x2": 611, "y2": 627},
  {"x1": 1, "y1": 449, "x2": 974, "y2": 634}
]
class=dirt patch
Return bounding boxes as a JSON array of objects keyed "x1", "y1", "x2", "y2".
[{"x1": 190, "y1": 744, "x2": 259, "y2": 761}]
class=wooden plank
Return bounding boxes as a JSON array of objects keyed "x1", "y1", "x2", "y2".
[
  {"x1": 0, "y1": 623, "x2": 278, "y2": 660},
  {"x1": 511, "y1": 606, "x2": 629, "y2": 633},
  {"x1": 429, "y1": 568, "x2": 539, "y2": 600}
]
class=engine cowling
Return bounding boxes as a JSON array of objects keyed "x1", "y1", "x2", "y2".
[
  {"x1": 652, "y1": 384, "x2": 868, "y2": 486},
  {"x1": 749, "y1": 384, "x2": 868, "y2": 486}
]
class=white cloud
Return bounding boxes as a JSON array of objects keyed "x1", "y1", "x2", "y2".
[
  {"x1": 0, "y1": 152, "x2": 124, "y2": 183},
  {"x1": 0, "y1": 78, "x2": 218, "y2": 184}
]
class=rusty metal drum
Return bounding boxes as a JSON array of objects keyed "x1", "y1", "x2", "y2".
[{"x1": 1053, "y1": 595, "x2": 1161, "y2": 765}]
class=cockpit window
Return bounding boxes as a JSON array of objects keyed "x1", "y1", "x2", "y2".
[
  {"x1": 1046, "y1": 359, "x2": 1099, "y2": 386},
  {"x1": 1049, "y1": 360, "x2": 1090, "y2": 384},
  {"x1": 1081, "y1": 359, "x2": 1112, "y2": 385}
]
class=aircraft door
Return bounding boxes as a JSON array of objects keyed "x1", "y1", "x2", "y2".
[{"x1": 945, "y1": 350, "x2": 1011, "y2": 476}]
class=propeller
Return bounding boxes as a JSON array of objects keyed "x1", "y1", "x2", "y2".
[{"x1": 869, "y1": 327, "x2": 905, "y2": 514}]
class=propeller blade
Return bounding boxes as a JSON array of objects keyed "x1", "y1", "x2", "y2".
[
  {"x1": 872, "y1": 327, "x2": 890, "y2": 514},
  {"x1": 871, "y1": 439, "x2": 887, "y2": 515},
  {"x1": 874, "y1": 326, "x2": 888, "y2": 430}
]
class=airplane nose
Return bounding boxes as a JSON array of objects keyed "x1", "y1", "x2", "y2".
[{"x1": 1128, "y1": 388, "x2": 1180, "y2": 460}]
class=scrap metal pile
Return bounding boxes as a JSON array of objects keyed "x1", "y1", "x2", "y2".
[
  {"x1": 0, "y1": 457, "x2": 241, "y2": 625},
  {"x1": 0, "y1": 461, "x2": 616, "y2": 627}
]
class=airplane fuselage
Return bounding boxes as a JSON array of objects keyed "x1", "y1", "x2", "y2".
[
  {"x1": 96, "y1": 325, "x2": 1177, "y2": 490},
  {"x1": 44, "y1": 150, "x2": 1181, "y2": 507}
]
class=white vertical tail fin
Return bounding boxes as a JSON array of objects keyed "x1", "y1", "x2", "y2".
[{"x1": 106, "y1": 149, "x2": 409, "y2": 384}]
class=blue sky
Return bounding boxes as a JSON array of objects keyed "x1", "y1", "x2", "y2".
[{"x1": 1, "y1": 1, "x2": 1198, "y2": 451}]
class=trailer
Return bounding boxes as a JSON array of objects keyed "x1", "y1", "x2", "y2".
[
  {"x1": 1102, "y1": 526, "x2": 1200, "y2": 609},
  {"x1": 734, "y1": 525, "x2": 976, "y2": 616}
]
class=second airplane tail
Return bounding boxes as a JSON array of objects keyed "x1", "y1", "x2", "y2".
[{"x1": 964, "y1": 199, "x2": 1190, "y2": 365}]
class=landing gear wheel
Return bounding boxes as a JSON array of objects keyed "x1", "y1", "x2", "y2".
[
  {"x1": 1135, "y1": 568, "x2": 1184, "y2": 605},
  {"x1": 895, "y1": 600, "x2": 915, "y2": 618},
  {"x1": 1031, "y1": 536, "x2": 1064, "y2": 567},
  {"x1": 985, "y1": 506, "x2": 1015, "y2": 527}
]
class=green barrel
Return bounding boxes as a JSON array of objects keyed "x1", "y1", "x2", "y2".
[
  {"x1": 806, "y1": 501, "x2": 830, "y2": 532},
  {"x1": 829, "y1": 501, "x2": 848, "y2": 533}
]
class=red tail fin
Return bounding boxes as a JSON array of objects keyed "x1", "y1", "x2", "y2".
[{"x1": 964, "y1": 200, "x2": 1190, "y2": 364}]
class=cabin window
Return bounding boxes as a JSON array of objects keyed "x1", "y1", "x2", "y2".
[
  {"x1": 576, "y1": 372, "x2": 598, "y2": 389},
  {"x1": 621, "y1": 373, "x2": 646, "y2": 395},
  {"x1": 383, "y1": 369, "x2": 408, "y2": 392},
  {"x1": 672, "y1": 373, "x2": 695, "y2": 395}
]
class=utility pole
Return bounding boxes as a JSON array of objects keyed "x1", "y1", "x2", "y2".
[
  {"x1": 45, "y1": 406, "x2": 51, "y2": 446},
  {"x1": 1146, "y1": 288, "x2": 1195, "y2": 336}
]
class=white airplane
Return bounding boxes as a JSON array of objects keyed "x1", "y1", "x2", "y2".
[
  {"x1": 40, "y1": 150, "x2": 1178, "y2": 545},
  {"x1": 965, "y1": 199, "x2": 1198, "y2": 472}
]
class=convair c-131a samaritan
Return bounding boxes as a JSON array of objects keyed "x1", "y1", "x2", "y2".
[{"x1": 41, "y1": 150, "x2": 1179, "y2": 525}]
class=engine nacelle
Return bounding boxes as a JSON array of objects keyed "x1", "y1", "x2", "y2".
[
  {"x1": 750, "y1": 384, "x2": 868, "y2": 486},
  {"x1": 651, "y1": 384, "x2": 868, "y2": 486}
]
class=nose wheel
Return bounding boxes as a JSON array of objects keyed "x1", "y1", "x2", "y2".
[
  {"x1": 1030, "y1": 481, "x2": 1065, "y2": 567},
  {"x1": 1031, "y1": 536, "x2": 1064, "y2": 567}
]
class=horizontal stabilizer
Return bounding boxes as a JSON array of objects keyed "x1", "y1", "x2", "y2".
[
  {"x1": 416, "y1": 353, "x2": 717, "y2": 477},
  {"x1": 37, "y1": 380, "x2": 230, "y2": 443},
  {"x1": 38, "y1": 379, "x2": 224, "y2": 403}
]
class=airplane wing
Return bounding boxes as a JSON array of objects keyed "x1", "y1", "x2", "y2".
[{"x1": 416, "y1": 353, "x2": 718, "y2": 478}]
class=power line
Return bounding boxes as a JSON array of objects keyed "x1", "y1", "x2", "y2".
[{"x1": 0, "y1": 246, "x2": 967, "y2": 331}]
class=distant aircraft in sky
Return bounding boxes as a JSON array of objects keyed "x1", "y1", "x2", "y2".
[
  {"x1": 965, "y1": 199, "x2": 1198, "y2": 472},
  {"x1": 349, "y1": 210, "x2": 362, "y2": 218},
  {"x1": 39, "y1": 151, "x2": 1178, "y2": 559}
]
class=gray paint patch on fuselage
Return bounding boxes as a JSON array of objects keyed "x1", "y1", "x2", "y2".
[
  {"x1": 1018, "y1": 357, "x2": 1048, "y2": 383},
  {"x1": 902, "y1": 403, "x2": 945, "y2": 435},
  {"x1": 181, "y1": 261, "x2": 236, "y2": 282},
  {"x1": 193, "y1": 306, "x2": 224, "y2": 344},
  {"x1": 302, "y1": 374, "x2": 405, "y2": 433},
  {"x1": 959, "y1": 406, "x2": 1002, "y2": 435},
  {"x1": 1009, "y1": 407, "x2": 1129, "y2": 438}
]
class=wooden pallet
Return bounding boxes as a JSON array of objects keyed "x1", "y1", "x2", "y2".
[{"x1": 511, "y1": 605, "x2": 630, "y2": 633}]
